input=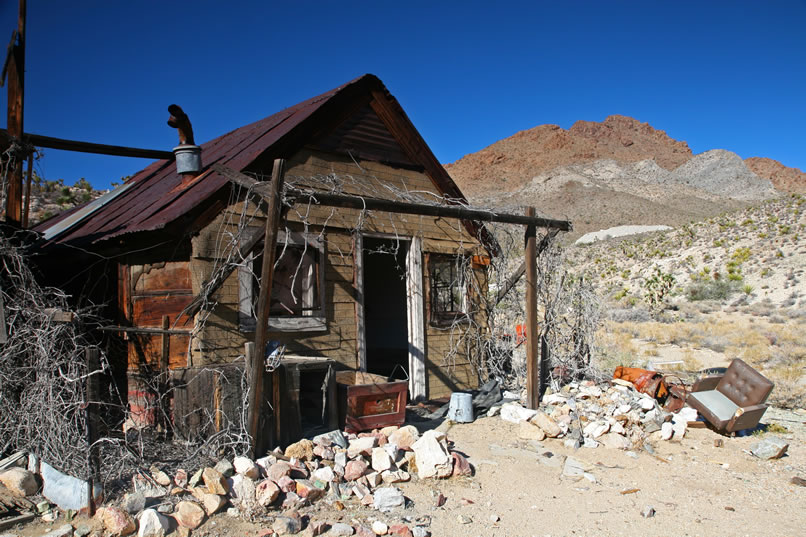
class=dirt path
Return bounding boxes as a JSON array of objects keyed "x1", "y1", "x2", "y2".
[{"x1": 402, "y1": 413, "x2": 805, "y2": 537}]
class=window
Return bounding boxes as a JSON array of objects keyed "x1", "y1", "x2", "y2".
[
  {"x1": 239, "y1": 231, "x2": 326, "y2": 332},
  {"x1": 428, "y1": 254, "x2": 468, "y2": 326}
]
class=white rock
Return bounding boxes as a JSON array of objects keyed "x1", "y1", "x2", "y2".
[
  {"x1": 233, "y1": 456, "x2": 260, "y2": 479},
  {"x1": 640, "y1": 398, "x2": 656, "y2": 411},
  {"x1": 371, "y1": 447, "x2": 394, "y2": 472},
  {"x1": 542, "y1": 394, "x2": 568, "y2": 405},
  {"x1": 671, "y1": 418, "x2": 687, "y2": 439},
  {"x1": 661, "y1": 422, "x2": 674, "y2": 441},
  {"x1": 599, "y1": 433, "x2": 631, "y2": 450},
  {"x1": 138, "y1": 508, "x2": 170, "y2": 537},
  {"x1": 335, "y1": 451, "x2": 348, "y2": 468},
  {"x1": 373, "y1": 487, "x2": 405, "y2": 512},
  {"x1": 411, "y1": 430, "x2": 452, "y2": 479},
  {"x1": 312, "y1": 466, "x2": 335, "y2": 483},
  {"x1": 486, "y1": 406, "x2": 501, "y2": 417},
  {"x1": 500, "y1": 403, "x2": 538, "y2": 424},
  {"x1": 228, "y1": 474, "x2": 257, "y2": 511},
  {"x1": 530, "y1": 411, "x2": 562, "y2": 438},
  {"x1": 372, "y1": 520, "x2": 389, "y2": 535},
  {"x1": 347, "y1": 437, "x2": 378, "y2": 458},
  {"x1": 676, "y1": 407, "x2": 699, "y2": 422}
]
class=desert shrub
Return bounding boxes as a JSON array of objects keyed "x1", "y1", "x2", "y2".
[
  {"x1": 686, "y1": 279, "x2": 739, "y2": 301},
  {"x1": 608, "y1": 307, "x2": 651, "y2": 323}
]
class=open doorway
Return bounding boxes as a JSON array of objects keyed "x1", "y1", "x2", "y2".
[{"x1": 363, "y1": 237, "x2": 409, "y2": 379}]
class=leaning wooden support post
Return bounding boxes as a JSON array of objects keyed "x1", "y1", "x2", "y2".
[
  {"x1": 3, "y1": 0, "x2": 26, "y2": 226},
  {"x1": 247, "y1": 158, "x2": 286, "y2": 457},
  {"x1": 524, "y1": 207, "x2": 540, "y2": 409}
]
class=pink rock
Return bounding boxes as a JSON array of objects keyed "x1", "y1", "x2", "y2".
[
  {"x1": 344, "y1": 459, "x2": 369, "y2": 481},
  {"x1": 174, "y1": 469, "x2": 188, "y2": 488},
  {"x1": 267, "y1": 461, "x2": 292, "y2": 482},
  {"x1": 276, "y1": 475, "x2": 296, "y2": 493},
  {"x1": 389, "y1": 524, "x2": 413, "y2": 537},
  {"x1": 256, "y1": 479, "x2": 280, "y2": 506},
  {"x1": 451, "y1": 452, "x2": 472, "y2": 477},
  {"x1": 95, "y1": 506, "x2": 136, "y2": 536}
]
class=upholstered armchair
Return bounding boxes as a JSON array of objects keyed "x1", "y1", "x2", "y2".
[{"x1": 686, "y1": 358, "x2": 774, "y2": 434}]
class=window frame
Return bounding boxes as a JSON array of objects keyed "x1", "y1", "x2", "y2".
[
  {"x1": 426, "y1": 252, "x2": 470, "y2": 327},
  {"x1": 238, "y1": 230, "x2": 327, "y2": 333}
]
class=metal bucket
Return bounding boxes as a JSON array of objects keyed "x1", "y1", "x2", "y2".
[
  {"x1": 173, "y1": 144, "x2": 202, "y2": 174},
  {"x1": 447, "y1": 392, "x2": 474, "y2": 423}
]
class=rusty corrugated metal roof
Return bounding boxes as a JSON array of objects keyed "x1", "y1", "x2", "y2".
[{"x1": 35, "y1": 74, "x2": 497, "y2": 253}]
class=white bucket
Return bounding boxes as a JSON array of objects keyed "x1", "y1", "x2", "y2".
[{"x1": 447, "y1": 392, "x2": 474, "y2": 423}]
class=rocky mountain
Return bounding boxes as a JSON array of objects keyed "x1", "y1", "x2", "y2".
[{"x1": 446, "y1": 115, "x2": 803, "y2": 239}]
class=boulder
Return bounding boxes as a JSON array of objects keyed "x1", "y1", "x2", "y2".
[
  {"x1": 344, "y1": 459, "x2": 369, "y2": 481},
  {"x1": 451, "y1": 452, "x2": 472, "y2": 477},
  {"x1": 0, "y1": 468, "x2": 37, "y2": 497},
  {"x1": 411, "y1": 430, "x2": 452, "y2": 479},
  {"x1": 138, "y1": 508, "x2": 170, "y2": 537},
  {"x1": 347, "y1": 437, "x2": 377, "y2": 458},
  {"x1": 599, "y1": 433, "x2": 631, "y2": 450},
  {"x1": 214, "y1": 459, "x2": 234, "y2": 478},
  {"x1": 267, "y1": 461, "x2": 292, "y2": 482},
  {"x1": 201, "y1": 493, "x2": 226, "y2": 515},
  {"x1": 233, "y1": 456, "x2": 260, "y2": 479},
  {"x1": 96, "y1": 506, "x2": 136, "y2": 537},
  {"x1": 371, "y1": 447, "x2": 394, "y2": 472},
  {"x1": 750, "y1": 436, "x2": 789, "y2": 460},
  {"x1": 373, "y1": 487, "x2": 405, "y2": 512},
  {"x1": 228, "y1": 474, "x2": 257, "y2": 511},
  {"x1": 388, "y1": 426, "x2": 419, "y2": 451},
  {"x1": 313, "y1": 429, "x2": 348, "y2": 449},
  {"x1": 149, "y1": 467, "x2": 172, "y2": 487},
  {"x1": 173, "y1": 501, "x2": 205, "y2": 529},
  {"x1": 253, "y1": 479, "x2": 278, "y2": 507},
  {"x1": 285, "y1": 439, "x2": 315, "y2": 461},
  {"x1": 530, "y1": 411, "x2": 562, "y2": 438},
  {"x1": 518, "y1": 421, "x2": 546, "y2": 441},
  {"x1": 330, "y1": 522, "x2": 355, "y2": 536},
  {"x1": 272, "y1": 511, "x2": 302, "y2": 535},
  {"x1": 202, "y1": 467, "x2": 228, "y2": 495},
  {"x1": 295, "y1": 479, "x2": 325, "y2": 501},
  {"x1": 500, "y1": 403, "x2": 538, "y2": 424}
]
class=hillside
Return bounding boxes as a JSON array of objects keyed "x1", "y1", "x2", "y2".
[{"x1": 447, "y1": 115, "x2": 805, "y2": 239}]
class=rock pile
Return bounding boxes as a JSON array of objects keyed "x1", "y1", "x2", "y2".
[
  {"x1": 15, "y1": 424, "x2": 467, "y2": 536},
  {"x1": 495, "y1": 380, "x2": 696, "y2": 450}
]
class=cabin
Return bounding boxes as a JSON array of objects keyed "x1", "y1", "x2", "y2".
[{"x1": 34, "y1": 74, "x2": 499, "y2": 446}]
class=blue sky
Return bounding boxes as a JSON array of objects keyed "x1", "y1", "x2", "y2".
[{"x1": 2, "y1": 1, "x2": 805, "y2": 189}]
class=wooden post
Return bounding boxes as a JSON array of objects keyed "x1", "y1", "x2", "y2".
[
  {"x1": 247, "y1": 158, "x2": 285, "y2": 456},
  {"x1": 84, "y1": 348, "x2": 100, "y2": 515},
  {"x1": 21, "y1": 151, "x2": 32, "y2": 228},
  {"x1": 4, "y1": 0, "x2": 26, "y2": 226},
  {"x1": 524, "y1": 207, "x2": 540, "y2": 409}
]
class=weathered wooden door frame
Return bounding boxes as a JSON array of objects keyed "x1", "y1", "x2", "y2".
[{"x1": 354, "y1": 232, "x2": 426, "y2": 400}]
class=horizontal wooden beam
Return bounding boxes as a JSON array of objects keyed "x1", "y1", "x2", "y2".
[
  {"x1": 99, "y1": 325, "x2": 191, "y2": 335},
  {"x1": 214, "y1": 163, "x2": 573, "y2": 231},
  {"x1": 0, "y1": 128, "x2": 174, "y2": 160}
]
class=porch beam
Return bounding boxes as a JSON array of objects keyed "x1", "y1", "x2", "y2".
[{"x1": 214, "y1": 163, "x2": 572, "y2": 231}]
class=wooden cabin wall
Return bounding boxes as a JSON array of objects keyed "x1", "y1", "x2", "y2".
[{"x1": 189, "y1": 149, "x2": 490, "y2": 399}]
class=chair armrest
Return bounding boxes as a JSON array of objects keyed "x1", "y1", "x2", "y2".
[
  {"x1": 726, "y1": 403, "x2": 769, "y2": 433},
  {"x1": 692, "y1": 375, "x2": 722, "y2": 392}
]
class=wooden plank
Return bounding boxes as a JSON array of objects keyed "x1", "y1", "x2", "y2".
[
  {"x1": 101, "y1": 325, "x2": 191, "y2": 335},
  {"x1": 525, "y1": 207, "x2": 540, "y2": 410},
  {"x1": 249, "y1": 158, "x2": 285, "y2": 457},
  {"x1": 85, "y1": 348, "x2": 100, "y2": 514},
  {"x1": 160, "y1": 316, "x2": 170, "y2": 373}
]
